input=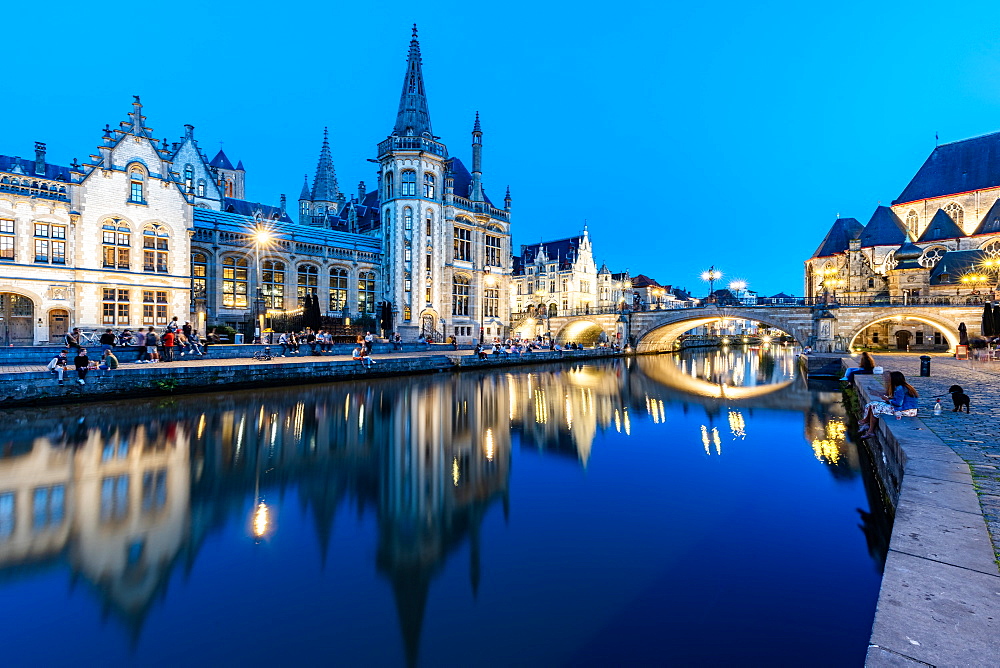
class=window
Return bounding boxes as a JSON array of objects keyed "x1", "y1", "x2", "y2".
[
  {"x1": 486, "y1": 235, "x2": 502, "y2": 267},
  {"x1": 197, "y1": 180, "x2": 206, "y2": 197},
  {"x1": 426, "y1": 211, "x2": 432, "y2": 236},
  {"x1": 562, "y1": 297, "x2": 568, "y2": 312},
  {"x1": 156, "y1": 291, "x2": 168, "y2": 324},
  {"x1": 401, "y1": 170, "x2": 416, "y2": 196},
  {"x1": 102, "y1": 220, "x2": 131, "y2": 269},
  {"x1": 0, "y1": 219, "x2": 14, "y2": 261},
  {"x1": 192, "y1": 252, "x2": 207, "y2": 295},
  {"x1": 297, "y1": 264, "x2": 318, "y2": 306},
  {"x1": 34, "y1": 223, "x2": 66, "y2": 264},
  {"x1": 0, "y1": 492, "x2": 14, "y2": 539},
  {"x1": 222, "y1": 256, "x2": 249, "y2": 308},
  {"x1": 262, "y1": 260, "x2": 285, "y2": 310},
  {"x1": 906, "y1": 210, "x2": 918, "y2": 238},
  {"x1": 983, "y1": 239, "x2": 1000, "y2": 258},
  {"x1": 934, "y1": 331, "x2": 943, "y2": 345},
  {"x1": 404, "y1": 247, "x2": 412, "y2": 263},
  {"x1": 329, "y1": 267, "x2": 349, "y2": 312},
  {"x1": 549, "y1": 280, "x2": 555, "y2": 292},
  {"x1": 404, "y1": 207, "x2": 413, "y2": 231},
  {"x1": 100, "y1": 475, "x2": 129, "y2": 522},
  {"x1": 453, "y1": 226, "x2": 472, "y2": 261},
  {"x1": 142, "y1": 290, "x2": 154, "y2": 324},
  {"x1": 129, "y1": 168, "x2": 145, "y2": 203},
  {"x1": 102, "y1": 288, "x2": 130, "y2": 324},
  {"x1": 426, "y1": 252, "x2": 432, "y2": 271},
  {"x1": 142, "y1": 470, "x2": 167, "y2": 513},
  {"x1": 32, "y1": 484, "x2": 65, "y2": 531},
  {"x1": 404, "y1": 279, "x2": 412, "y2": 292},
  {"x1": 224, "y1": 179, "x2": 234, "y2": 198},
  {"x1": 944, "y1": 202, "x2": 964, "y2": 227},
  {"x1": 358, "y1": 271, "x2": 376, "y2": 314},
  {"x1": 562, "y1": 279, "x2": 569, "y2": 292},
  {"x1": 484, "y1": 287, "x2": 499, "y2": 318},
  {"x1": 183, "y1": 164, "x2": 194, "y2": 192},
  {"x1": 581, "y1": 280, "x2": 591, "y2": 293},
  {"x1": 423, "y1": 173, "x2": 435, "y2": 198},
  {"x1": 920, "y1": 247, "x2": 946, "y2": 268},
  {"x1": 143, "y1": 224, "x2": 169, "y2": 273},
  {"x1": 916, "y1": 331, "x2": 924, "y2": 345},
  {"x1": 403, "y1": 306, "x2": 411, "y2": 321},
  {"x1": 453, "y1": 275, "x2": 470, "y2": 315},
  {"x1": 426, "y1": 286, "x2": 432, "y2": 303},
  {"x1": 384, "y1": 171, "x2": 394, "y2": 199}
]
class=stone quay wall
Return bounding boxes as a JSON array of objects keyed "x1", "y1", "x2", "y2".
[{"x1": 849, "y1": 369, "x2": 999, "y2": 666}]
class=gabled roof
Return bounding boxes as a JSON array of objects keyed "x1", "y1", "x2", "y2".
[
  {"x1": 972, "y1": 198, "x2": 1000, "y2": 236},
  {"x1": 928, "y1": 250, "x2": 985, "y2": 285},
  {"x1": 223, "y1": 197, "x2": 293, "y2": 223},
  {"x1": 210, "y1": 150, "x2": 235, "y2": 170},
  {"x1": 597, "y1": 263, "x2": 611, "y2": 275},
  {"x1": 520, "y1": 236, "x2": 585, "y2": 270},
  {"x1": 859, "y1": 206, "x2": 906, "y2": 247},
  {"x1": 917, "y1": 208, "x2": 965, "y2": 242},
  {"x1": 630, "y1": 274, "x2": 661, "y2": 288},
  {"x1": 0, "y1": 155, "x2": 72, "y2": 182},
  {"x1": 812, "y1": 217, "x2": 863, "y2": 258},
  {"x1": 894, "y1": 131, "x2": 1000, "y2": 205}
]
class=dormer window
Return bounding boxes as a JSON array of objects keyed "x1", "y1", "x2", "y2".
[{"x1": 129, "y1": 167, "x2": 145, "y2": 203}]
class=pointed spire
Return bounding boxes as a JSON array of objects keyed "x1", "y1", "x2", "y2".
[
  {"x1": 311, "y1": 127, "x2": 340, "y2": 203},
  {"x1": 504, "y1": 185, "x2": 511, "y2": 210},
  {"x1": 299, "y1": 174, "x2": 310, "y2": 200},
  {"x1": 393, "y1": 25, "x2": 433, "y2": 137},
  {"x1": 473, "y1": 111, "x2": 482, "y2": 135},
  {"x1": 470, "y1": 111, "x2": 484, "y2": 201}
]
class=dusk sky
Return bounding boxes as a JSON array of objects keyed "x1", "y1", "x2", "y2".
[{"x1": 6, "y1": 0, "x2": 999, "y2": 296}]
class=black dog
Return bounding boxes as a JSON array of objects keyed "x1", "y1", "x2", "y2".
[{"x1": 948, "y1": 385, "x2": 971, "y2": 413}]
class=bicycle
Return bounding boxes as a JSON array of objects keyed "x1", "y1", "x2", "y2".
[
  {"x1": 252, "y1": 347, "x2": 273, "y2": 361},
  {"x1": 78, "y1": 330, "x2": 100, "y2": 346}
]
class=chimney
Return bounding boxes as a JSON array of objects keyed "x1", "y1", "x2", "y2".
[
  {"x1": 358, "y1": 180, "x2": 366, "y2": 200},
  {"x1": 279, "y1": 194, "x2": 287, "y2": 213},
  {"x1": 34, "y1": 142, "x2": 46, "y2": 175},
  {"x1": 184, "y1": 124, "x2": 194, "y2": 139}
]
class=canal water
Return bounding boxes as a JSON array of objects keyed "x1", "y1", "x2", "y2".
[{"x1": 0, "y1": 346, "x2": 887, "y2": 666}]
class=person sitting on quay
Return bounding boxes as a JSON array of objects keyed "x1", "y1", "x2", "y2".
[
  {"x1": 474, "y1": 344, "x2": 489, "y2": 360},
  {"x1": 100, "y1": 349, "x2": 119, "y2": 371},
  {"x1": 353, "y1": 345, "x2": 376, "y2": 369},
  {"x1": 65, "y1": 327, "x2": 81, "y2": 352},
  {"x1": 74, "y1": 348, "x2": 91, "y2": 385},
  {"x1": 47, "y1": 349, "x2": 69, "y2": 385},
  {"x1": 858, "y1": 371, "x2": 919, "y2": 439},
  {"x1": 840, "y1": 351, "x2": 877, "y2": 384}
]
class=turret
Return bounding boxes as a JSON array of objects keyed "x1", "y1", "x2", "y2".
[
  {"x1": 504, "y1": 186, "x2": 511, "y2": 211},
  {"x1": 470, "y1": 112, "x2": 484, "y2": 202},
  {"x1": 298, "y1": 174, "x2": 311, "y2": 224}
]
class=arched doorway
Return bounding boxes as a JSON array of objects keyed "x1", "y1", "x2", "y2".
[
  {"x1": 894, "y1": 330, "x2": 911, "y2": 350},
  {"x1": 420, "y1": 313, "x2": 436, "y2": 340},
  {"x1": 0, "y1": 293, "x2": 34, "y2": 345},
  {"x1": 49, "y1": 309, "x2": 69, "y2": 341}
]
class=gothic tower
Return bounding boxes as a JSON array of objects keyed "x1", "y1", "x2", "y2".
[{"x1": 308, "y1": 127, "x2": 343, "y2": 226}]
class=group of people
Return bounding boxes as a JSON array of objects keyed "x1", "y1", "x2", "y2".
[
  {"x1": 352, "y1": 332, "x2": 377, "y2": 368},
  {"x1": 840, "y1": 351, "x2": 920, "y2": 440},
  {"x1": 275, "y1": 328, "x2": 376, "y2": 357},
  {"x1": 47, "y1": 347, "x2": 117, "y2": 386}
]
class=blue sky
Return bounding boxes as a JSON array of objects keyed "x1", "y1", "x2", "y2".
[{"x1": 5, "y1": 0, "x2": 999, "y2": 296}]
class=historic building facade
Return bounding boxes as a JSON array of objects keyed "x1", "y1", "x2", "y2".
[{"x1": 806, "y1": 131, "x2": 1000, "y2": 349}]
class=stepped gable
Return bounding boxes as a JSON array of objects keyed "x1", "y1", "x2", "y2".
[
  {"x1": 812, "y1": 217, "x2": 863, "y2": 258},
  {"x1": 972, "y1": 197, "x2": 1000, "y2": 236},
  {"x1": 894, "y1": 131, "x2": 1000, "y2": 205},
  {"x1": 917, "y1": 208, "x2": 965, "y2": 243},
  {"x1": 859, "y1": 206, "x2": 906, "y2": 247}
]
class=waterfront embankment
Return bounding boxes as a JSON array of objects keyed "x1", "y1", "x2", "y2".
[
  {"x1": 0, "y1": 346, "x2": 623, "y2": 407},
  {"x1": 846, "y1": 358, "x2": 1000, "y2": 666}
]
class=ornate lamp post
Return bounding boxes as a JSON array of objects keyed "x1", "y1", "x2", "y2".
[
  {"x1": 480, "y1": 269, "x2": 495, "y2": 345},
  {"x1": 701, "y1": 266, "x2": 722, "y2": 304},
  {"x1": 961, "y1": 273, "x2": 989, "y2": 301},
  {"x1": 249, "y1": 213, "x2": 273, "y2": 344},
  {"x1": 729, "y1": 280, "x2": 747, "y2": 305}
]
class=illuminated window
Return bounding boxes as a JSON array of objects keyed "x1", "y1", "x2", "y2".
[
  {"x1": 183, "y1": 164, "x2": 193, "y2": 192},
  {"x1": 222, "y1": 256, "x2": 249, "y2": 308},
  {"x1": 0, "y1": 219, "x2": 13, "y2": 261},
  {"x1": 358, "y1": 271, "x2": 376, "y2": 314},
  {"x1": 401, "y1": 170, "x2": 416, "y2": 196},
  {"x1": 423, "y1": 173, "x2": 435, "y2": 198},
  {"x1": 142, "y1": 224, "x2": 169, "y2": 272},
  {"x1": 262, "y1": 260, "x2": 285, "y2": 310},
  {"x1": 197, "y1": 180, "x2": 206, "y2": 197},
  {"x1": 486, "y1": 235, "x2": 502, "y2": 267},
  {"x1": 944, "y1": 202, "x2": 964, "y2": 227},
  {"x1": 403, "y1": 207, "x2": 413, "y2": 230},
  {"x1": 426, "y1": 210, "x2": 432, "y2": 236},
  {"x1": 403, "y1": 306, "x2": 411, "y2": 320},
  {"x1": 484, "y1": 286, "x2": 499, "y2": 318},
  {"x1": 452, "y1": 275, "x2": 470, "y2": 315},
  {"x1": 192, "y1": 252, "x2": 207, "y2": 295},
  {"x1": 919, "y1": 246, "x2": 946, "y2": 268},
  {"x1": 453, "y1": 226, "x2": 472, "y2": 261},
  {"x1": 103, "y1": 219, "x2": 131, "y2": 269},
  {"x1": 328, "y1": 267, "x2": 347, "y2": 312},
  {"x1": 297, "y1": 264, "x2": 318, "y2": 306},
  {"x1": 129, "y1": 168, "x2": 145, "y2": 203}
]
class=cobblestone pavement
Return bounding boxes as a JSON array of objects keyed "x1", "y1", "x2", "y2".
[{"x1": 865, "y1": 353, "x2": 1000, "y2": 560}]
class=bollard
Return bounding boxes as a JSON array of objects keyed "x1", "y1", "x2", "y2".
[{"x1": 920, "y1": 355, "x2": 931, "y2": 377}]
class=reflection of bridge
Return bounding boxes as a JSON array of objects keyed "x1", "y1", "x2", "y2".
[{"x1": 538, "y1": 304, "x2": 985, "y2": 353}]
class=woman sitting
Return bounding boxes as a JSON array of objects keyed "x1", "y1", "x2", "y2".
[
  {"x1": 858, "y1": 371, "x2": 919, "y2": 439},
  {"x1": 840, "y1": 351, "x2": 876, "y2": 384}
]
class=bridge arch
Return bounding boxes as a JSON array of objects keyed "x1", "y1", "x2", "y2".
[
  {"x1": 631, "y1": 309, "x2": 808, "y2": 352},
  {"x1": 846, "y1": 312, "x2": 962, "y2": 353},
  {"x1": 554, "y1": 319, "x2": 606, "y2": 345}
]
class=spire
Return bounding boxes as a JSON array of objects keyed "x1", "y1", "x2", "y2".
[
  {"x1": 393, "y1": 25, "x2": 433, "y2": 137},
  {"x1": 470, "y1": 112, "x2": 484, "y2": 202},
  {"x1": 299, "y1": 174, "x2": 310, "y2": 200},
  {"x1": 311, "y1": 127, "x2": 340, "y2": 202},
  {"x1": 504, "y1": 185, "x2": 511, "y2": 210}
]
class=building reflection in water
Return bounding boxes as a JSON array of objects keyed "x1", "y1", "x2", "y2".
[{"x1": 0, "y1": 346, "x2": 888, "y2": 660}]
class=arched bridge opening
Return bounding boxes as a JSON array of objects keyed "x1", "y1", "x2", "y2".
[
  {"x1": 633, "y1": 314, "x2": 804, "y2": 353},
  {"x1": 554, "y1": 320, "x2": 607, "y2": 346},
  {"x1": 846, "y1": 314, "x2": 960, "y2": 354}
]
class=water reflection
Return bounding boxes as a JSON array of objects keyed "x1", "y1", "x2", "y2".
[{"x1": 0, "y1": 346, "x2": 888, "y2": 664}]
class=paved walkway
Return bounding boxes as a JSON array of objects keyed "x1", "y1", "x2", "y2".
[{"x1": 865, "y1": 353, "x2": 1000, "y2": 560}]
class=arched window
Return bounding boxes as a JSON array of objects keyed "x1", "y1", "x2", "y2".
[
  {"x1": 183, "y1": 164, "x2": 194, "y2": 192},
  {"x1": 906, "y1": 210, "x2": 918, "y2": 238},
  {"x1": 426, "y1": 209, "x2": 433, "y2": 236},
  {"x1": 102, "y1": 219, "x2": 131, "y2": 269},
  {"x1": 453, "y1": 275, "x2": 470, "y2": 316},
  {"x1": 129, "y1": 167, "x2": 146, "y2": 203},
  {"x1": 883, "y1": 250, "x2": 897, "y2": 272},
  {"x1": 944, "y1": 202, "x2": 964, "y2": 227},
  {"x1": 384, "y1": 171, "x2": 394, "y2": 199},
  {"x1": 330, "y1": 267, "x2": 349, "y2": 312},
  {"x1": 358, "y1": 271, "x2": 376, "y2": 314},
  {"x1": 919, "y1": 246, "x2": 947, "y2": 268},
  {"x1": 142, "y1": 224, "x2": 169, "y2": 273},
  {"x1": 548, "y1": 303, "x2": 558, "y2": 318},
  {"x1": 224, "y1": 179, "x2": 234, "y2": 198},
  {"x1": 982, "y1": 238, "x2": 1000, "y2": 258},
  {"x1": 196, "y1": 180, "x2": 206, "y2": 197},
  {"x1": 401, "y1": 170, "x2": 416, "y2": 196},
  {"x1": 192, "y1": 252, "x2": 208, "y2": 295},
  {"x1": 262, "y1": 260, "x2": 285, "y2": 309},
  {"x1": 297, "y1": 264, "x2": 318, "y2": 306},
  {"x1": 222, "y1": 256, "x2": 249, "y2": 307},
  {"x1": 453, "y1": 225, "x2": 472, "y2": 261},
  {"x1": 423, "y1": 173, "x2": 435, "y2": 198},
  {"x1": 403, "y1": 207, "x2": 413, "y2": 231}
]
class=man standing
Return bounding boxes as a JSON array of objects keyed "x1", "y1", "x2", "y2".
[
  {"x1": 145, "y1": 327, "x2": 159, "y2": 363},
  {"x1": 162, "y1": 329, "x2": 175, "y2": 362},
  {"x1": 47, "y1": 349, "x2": 68, "y2": 385},
  {"x1": 74, "y1": 348, "x2": 90, "y2": 385}
]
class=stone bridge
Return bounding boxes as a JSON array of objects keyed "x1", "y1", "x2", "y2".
[{"x1": 521, "y1": 304, "x2": 987, "y2": 353}]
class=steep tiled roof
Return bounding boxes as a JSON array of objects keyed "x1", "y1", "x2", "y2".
[
  {"x1": 859, "y1": 206, "x2": 906, "y2": 247},
  {"x1": 223, "y1": 197, "x2": 293, "y2": 223},
  {"x1": 894, "y1": 132, "x2": 1000, "y2": 205},
  {"x1": 812, "y1": 217, "x2": 863, "y2": 258},
  {"x1": 630, "y1": 274, "x2": 662, "y2": 288},
  {"x1": 0, "y1": 155, "x2": 72, "y2": 181},
  {"x1": 972, "y1": 198, "x2": 1000, "y2": 236},
  {"x1": 917, "y1": 208, "x2": 965, "y2": 243},
  {"x1": 446, "y1": 157, "x2": 494, "y2": 206},
  {"x1": 928, "y1": 250, "x2": 985, "y2": 285},
  {"x1": 520, "y1": 236, "x2": 584, "y2": 270},
  {"x1": 210, "y1": 150, "x2": 235, "y2": 170}
]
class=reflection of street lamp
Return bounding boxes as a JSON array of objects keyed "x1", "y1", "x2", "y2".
[
  {"x1": 701, "y1": 266, "x2": 722, "y2": 303},
  {"x1": 480, "y1": 269, "x2": 495, "y2": 345}
]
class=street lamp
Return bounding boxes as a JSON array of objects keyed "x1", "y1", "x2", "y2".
[
  {"x1": 701, "y1": 266, "x2": 722, "y2": 303},
  {"x1": 480, "y1": 269, "x2": 495, "y2": 345},
  {"x1": 534, "y1": 287, "x2": 548, "y2": 343},
  {"x1": 980, "y1": 257, "x2": 1000, "y2": 299},
  {"x1": 961, "y1": 273, "x2": 989, "y2": 301},
  {"x1": 826, "y1": 277, "x2": 845, "y2": 303},
  {"x1": 250, "y1": 214, "x2": 274, "y2": 343},
  {"x1": 728, "y1": 280, "x2": 747, "y2": 305}
]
